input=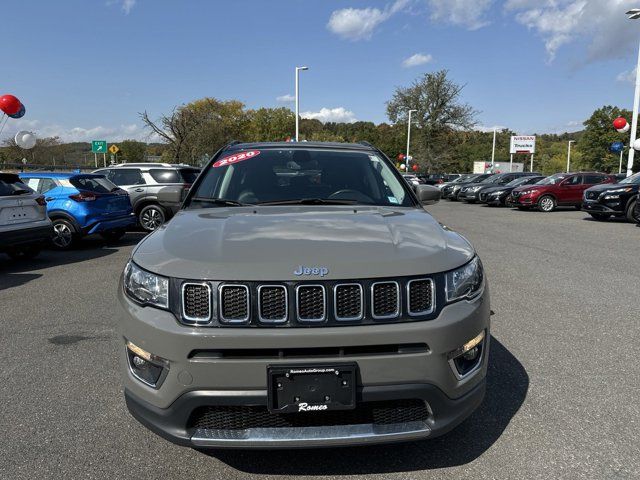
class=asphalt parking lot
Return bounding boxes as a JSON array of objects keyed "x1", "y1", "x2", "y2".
[{"x1": 1, "y1": 201, "x2": 639, "y2": 480}]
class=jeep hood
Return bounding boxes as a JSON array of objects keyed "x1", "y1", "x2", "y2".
[{"x1": 133, "y1": 206, "x2": 475, "y2": 280}]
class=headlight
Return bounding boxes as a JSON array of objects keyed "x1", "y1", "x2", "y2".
[
  {"x1": 492, "y1": 190, "x2": 505, "y2": 195},
  {"x1": 446, "y1": 257, "x2": 484, "y2": 303},
  {"x1": 124, "y1": 261, "x2": 169, "y2": 309},
  {"x1": 520, "y1": 189, "x2": 538, "y2": 195},
  {"x1": 470, "y1": 186, "x2": 483, "y2": 191},
  {"x1": 607, "y1": 187, "x2": 633, "y2": 194}
]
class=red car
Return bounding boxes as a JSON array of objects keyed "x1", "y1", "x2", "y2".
[{"x1": 510, "y1": 172, "x2": 615, "y2": 212}]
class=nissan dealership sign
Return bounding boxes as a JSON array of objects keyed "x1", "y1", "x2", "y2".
[{"x1": 510, "y1": 136, "x2": 536, "y2": 154}]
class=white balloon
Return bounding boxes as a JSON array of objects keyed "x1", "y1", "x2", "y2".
[
  {"x1": 618, "y1": 123, "x2": 631, "y2": 134},
  {"x1": 400, "y1": 163, "x2": 406, "y2": 170},
  {"x1": 633, "y1": 138, "x2": 640, "y2": 151},
  {"x1": 15, "y1": 130, "x2": 36, "y2": 149}
]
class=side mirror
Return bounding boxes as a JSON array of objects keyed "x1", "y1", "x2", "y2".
[
  {"x1": 157, "y1": 186, "x2": 183, "y2": 206},
  {"x1": 415, "y1": 184, "x2": 440, "y2": 205}
]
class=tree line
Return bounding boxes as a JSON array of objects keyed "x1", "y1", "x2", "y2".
[{"x1": 0, "y1": 71, "x2": 634, "y2": 175}]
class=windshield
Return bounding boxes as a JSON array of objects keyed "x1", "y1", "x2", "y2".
[
  {"x1": 453, "y1": 174, "x2": 475, "y2": 183},
  {"x1": 536, "y1": 173, "x2": 568, "y2": 185},
  {"x1": 480, "y1": 175, "x2": 500, "y2": 184},
  {"x1": 506, "y1": 176, "x2": 539, "y2": 187},
  {"x1": 620, "y1": 172, "x2": 640, "y2": 184},
  {"x1": 189, "y1": 148, "x2": 413, "y2": 207},
  {"x1": 0, "y1": 175, "x2": 32, "y2": 196}
]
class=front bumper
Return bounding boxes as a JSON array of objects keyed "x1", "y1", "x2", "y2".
[
  {"x1": 118, "y1": 284, "x2": 490, "y2": 447},
  {"x1": 125, "y1": 379, "x2": 486, "y2": 448},
  {"x1": 581, "y1": 201, "x2": 623, "y2": 215}
]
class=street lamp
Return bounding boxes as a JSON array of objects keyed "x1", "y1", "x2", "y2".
[
  {"x1": 406, "y1": 109, "x2": 418, "y2": 171},
  {"x1": 625, "y1": 9, "x2": 640, "y2": 176},
  {"x1": 566, "y1": 140, "x2": 575, "y2": 172},
  {"x1": 295, "y1": 66, "x2": 309, "y2": 142}
]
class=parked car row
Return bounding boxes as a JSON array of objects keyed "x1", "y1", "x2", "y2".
[
  {"x1": 437, "y1": 169, "x2": 640, "y2": 222},
  {"x1": 0, "y1": 163, "x2": 201, "y2": 259}
]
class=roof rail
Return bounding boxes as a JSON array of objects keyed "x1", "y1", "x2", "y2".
[
  {"x1": 357, "y1": 141, "x2": 374, "y2": 148},
  {"x1": 112, "y1": 162, "x2": 173, "y2": 168}
]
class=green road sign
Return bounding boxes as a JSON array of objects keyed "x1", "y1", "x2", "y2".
[{"x1": 92, "y1": 140, "x2": 107, "y2": 153}]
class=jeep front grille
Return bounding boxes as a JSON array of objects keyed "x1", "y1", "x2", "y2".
[
  {"x1": 296, "y1": 285, "x2": 326, "y2": 322},
  {"x1": 334, "y1": 284, "x2": 363, "y2": 321},
  {"x1": 407, "y1": 279, "x2": 434, "y2": 316},
  {"x1": 371, "y1": 282, "x2": 400, "y2": 319},
  {"x1": 179, "y1": 276, "x2": 437, "y2": 326},
  {"x1": 585, "y1": 191, "x2": 599, "y2": 200},
  {"x1": 182, "y1": 283, "x2": 212, "y2": 323},
  {"x1": 258, "y1": 285, "x2": 288, "y2": 323},
  {"x1": 219, "y1": 285, "x2": 250, "y2": 323}
]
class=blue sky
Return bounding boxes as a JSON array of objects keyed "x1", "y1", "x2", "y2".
[{"x1": 2, "y1": 0, "x2": 640, "y2": 142}]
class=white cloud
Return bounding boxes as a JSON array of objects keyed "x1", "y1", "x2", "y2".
[
  {"x1": 617, "y1": 67, "x2": 637, "y2": 83},
  {"x1": 327, "y1": 0, "x2": 409, "y2": 40},
  {"x1": 276, "y1": 94, "x2": 295, "y2": 103},
  {"x1": 402, "y1": 53, "x2": 433, "y2": 68},
  {"x1": 475, "y1": 124, "x2": 508, "y2": 132},
  {"x1": 428, "y1": 0, "x2": 494, "y2": 30},
  {"x1": 122, "y1": 0, "x2": 136, "y2": 15},
  {"x1": 0, "y1": 119, "x2": 157, "y2": 143},
  {"x1": 301, "y1": 107, "x2": 357, "y2": 123},
  {"x1": 507, "y1": 0, "x2": 639, "y2": 63}
]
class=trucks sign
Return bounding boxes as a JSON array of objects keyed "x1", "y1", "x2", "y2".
[{"x1": 510, "y1": 136, "x2": 536, "y2": 154}]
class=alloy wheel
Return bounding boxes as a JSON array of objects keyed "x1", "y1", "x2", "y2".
[
  {"x1": 140, "y1": 206, "x2": 165, "y2": 231},
  {"x1": 52, "y1": 223, "x2": 73, "y2": 248}
]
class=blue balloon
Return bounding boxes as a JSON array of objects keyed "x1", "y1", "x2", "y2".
[
  {"x1": 610, "y1": 141, "x2": 624, "y2": 153},
  {"x1": 9, "y1": 104, "x2": 25, "y2": 119}
]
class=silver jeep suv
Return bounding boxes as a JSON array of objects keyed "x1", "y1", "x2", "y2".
[
  {"x1": 94, "y1": 163, "x2": 200, "y2": 231},
  {"x1": 118, "y1": 142, "x2": 490, "y2": 448}
]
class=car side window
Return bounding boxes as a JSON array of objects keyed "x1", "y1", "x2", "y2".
[
  {"x1": 565, "y1": 175, "x2": 581, "y2": 185},
  {"x1": 22, "y1": 178, "x2": 39, "y2": 191},
  {"x1": 584, "y1": 174, "x2": 604, "y2": 185},
  {"x1": 110, "y1": 169, "x2": 145, "y2": 186},
  {"x1": 39, "y1": 178, "x2": 58, "y2": 193}
]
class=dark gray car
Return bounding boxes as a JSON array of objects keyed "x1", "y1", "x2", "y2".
[
  {"x1": 118, "y1": 142, "x2": 490, "y2": 448},
  {"x1": 94, "y1": 163, "x2": 200, "y2": 231}
]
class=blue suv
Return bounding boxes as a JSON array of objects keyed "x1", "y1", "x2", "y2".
[{"x1": 19, "y1": 172, "x2": 135, "y2": 249}]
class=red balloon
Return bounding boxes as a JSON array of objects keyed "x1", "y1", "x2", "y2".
[
  {"x1": 613, "y1": 117, "x2": 628, "y2": 130},
  {"x1": 397, "y1": 154, "x2": 405, "y2": 161},
  {"x1": 0, "y1": 94, "x2": 22, "y2": 115},
  {"x1": 412, "y1": 164, "x2": 418, "y2": 171}
]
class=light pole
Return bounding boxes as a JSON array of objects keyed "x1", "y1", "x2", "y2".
[
  {"x1": 566, "y1": 140, "x2": 575, "y2": 172},
  {"x1": 625, "y1": 9, "x2": 640, "y2": 176},
  {"x1": 491, "y1": 127, "x2": 497, "y2": 169},
  {"x1": 295, "y1": 66, "x2": 308, "y2": 142},
  {"x1": 406, "y1": 109, "x2": 418, "y2": 172}
]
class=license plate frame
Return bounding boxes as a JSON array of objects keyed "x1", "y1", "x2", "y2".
[{"x1": 267, "y1": 363, "x2": 357, "y2": 414}]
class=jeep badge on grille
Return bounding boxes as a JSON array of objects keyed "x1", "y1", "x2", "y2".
[{"x1": 294, "y1": 265, "x2": 329, "y2": 277}]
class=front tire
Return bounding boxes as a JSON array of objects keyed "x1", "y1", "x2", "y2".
[
  {"x1": 626, "y1": 199, "x2": 637, "y2": 223},
  {"x1": 139, "y1": 204, "x2": 166, "y2": 232},
  {"x1": 51, "y1": 219, "x2": 77, "y2": 250},
  {"x1": 538, "y1": 195, "x2": 556, "y2": 212}
]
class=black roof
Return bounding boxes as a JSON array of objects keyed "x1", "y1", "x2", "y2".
[{"x1": 225, "y1": 141, "x2": 376, "y2": 152}]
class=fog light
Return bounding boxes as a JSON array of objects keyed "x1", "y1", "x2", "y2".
[
  {"x1": 126, "y1": 341, "x2": 169, "y2": 388},
  {"x1": 447, "y1": 331, "x2": 485, "y2": 379}
]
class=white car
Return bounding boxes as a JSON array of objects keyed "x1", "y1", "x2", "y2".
[{"x1": 0, "y1": 173, "x2": 53, "y2": 259}]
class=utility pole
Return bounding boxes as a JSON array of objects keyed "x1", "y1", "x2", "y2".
[
  {"x1": 406, "y1": 109, "x2": 417, "y2": 172},
  {"x1": 295, "y1": 66, "x2": 309, "y2": 142}
]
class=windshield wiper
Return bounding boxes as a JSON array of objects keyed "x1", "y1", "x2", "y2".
[
  {"x1": 191, "y1": 197, "x2": 252, "y2": 207},
  {"x1": 256, "y1": 198, "x2": 359, "y2": 206}
]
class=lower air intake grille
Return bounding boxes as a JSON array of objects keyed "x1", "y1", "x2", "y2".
[
  {"x1": 372, "y1": 282, "x2": 399, "y2": 319},
  {"x1": 297, "y1": 286, "x2": 325, "y2": 322},
  {"x1": 182, "y1": 283, "x2": 211, "y2": 322},
  {"x1": 189, "y1": 400, "x2": 430, "y2": 430},
  {"x1": 220, "y1": 285, "x2": 249, "y2": 323}
]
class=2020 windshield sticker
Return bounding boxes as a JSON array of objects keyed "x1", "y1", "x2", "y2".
[{"x1": 213, "y1": 150, "x2": 261, "y2": 168}]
